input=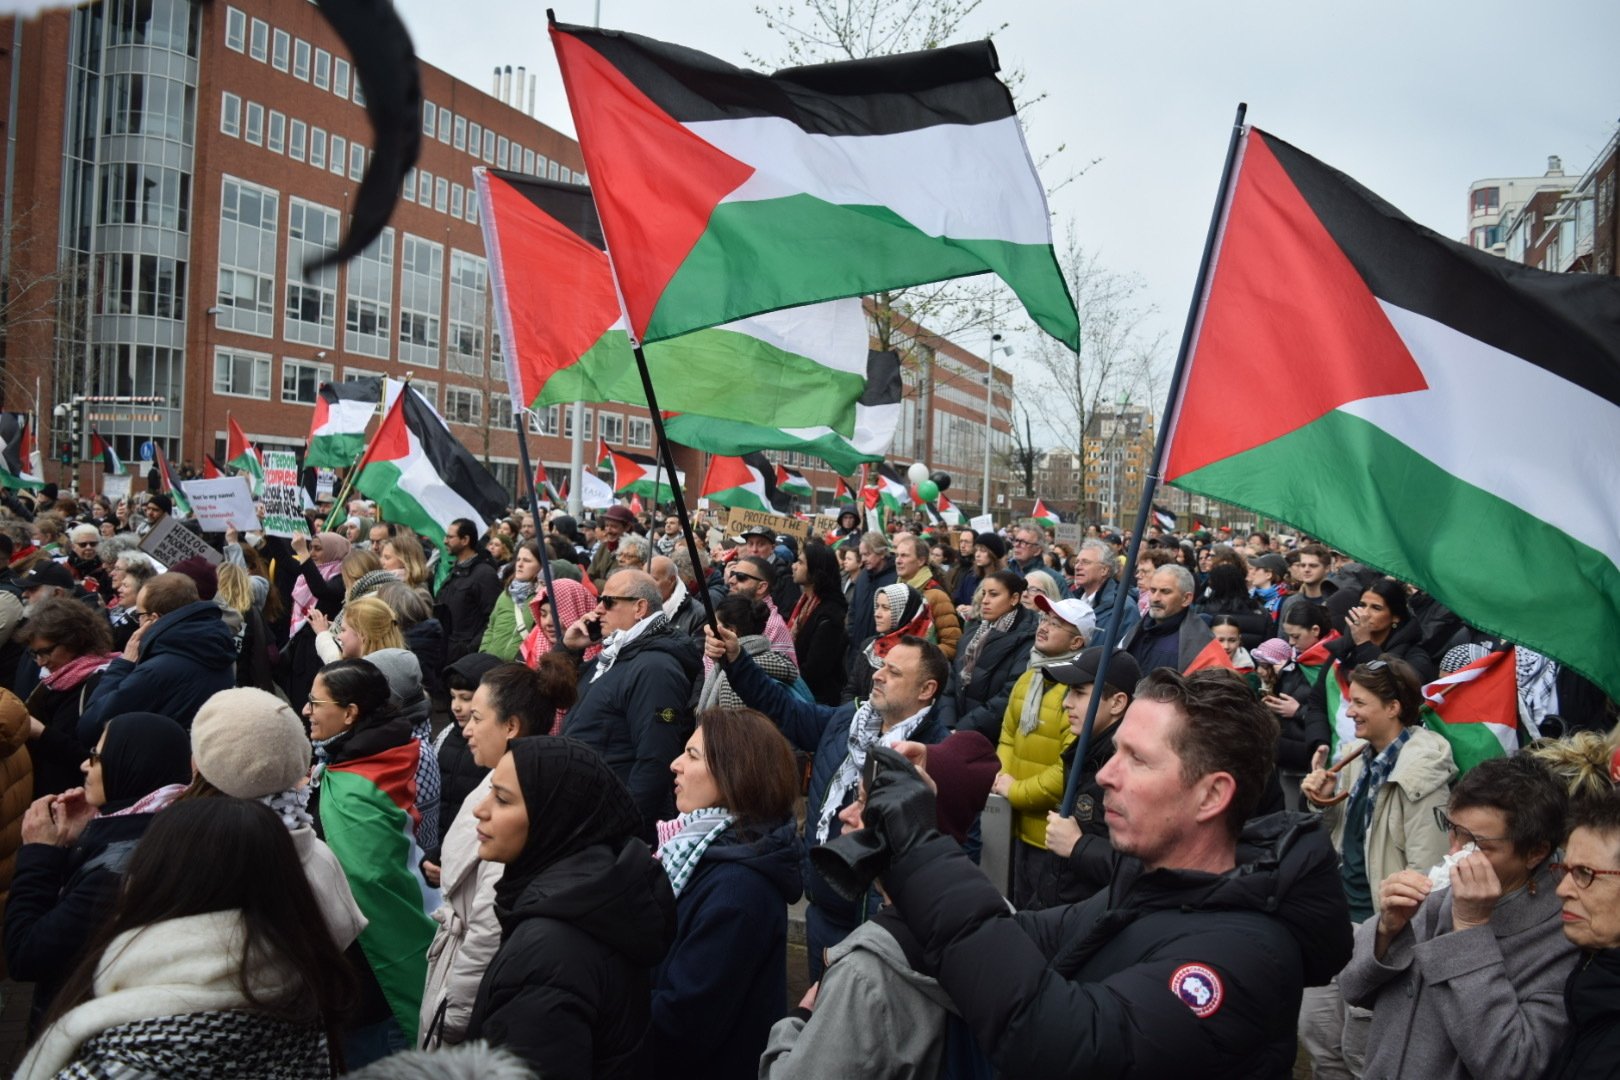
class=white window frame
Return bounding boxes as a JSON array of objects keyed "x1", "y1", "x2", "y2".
[
  {"x1": 309, "y1": 126, "x2": 326, "y2": 169},
  {"x1": 243, "y1": 101, "x2": 264, "y2": 146},
  {"x1": 220, "y1": 92, "x2": 241, "y2": 136},
  {"x1": 224, "y1": 7, "x2": 245, "y2": 51},
  {"x1": 248, "y1": 17, "x2": 268, "y2": 62},
  {"x1": 313, "y1": 48, "x2": 330, "y2": 90},
  {"x1": 333, "y1": 57, "x2": 351, "y2": 99},
  {"x1": 293, "y1": 39, "x2": 310, "y2": 80},
  {"x1": 271, "y1": 29, "x2": 289, "y2": 71},
  {"x1": 288, "y1": 118, "x2": 306, "y2": 161},
  {"x1": 213, "y1": 346, "x2": 271, "y2": 399},
  {"x1": 281, "y1": 358, "x2": 335, "y2": 406},
  {"x1": 267, "y1": 110, "x2": 285, "y2": 153}
]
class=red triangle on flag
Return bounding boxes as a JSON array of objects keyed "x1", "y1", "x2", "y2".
[
  {"x1": 1183, "y1": 637, "x2": 1237, "y2": 674},
  {"x1": 1166, "y1": 130, "x2": 1429, "y2": 480}
]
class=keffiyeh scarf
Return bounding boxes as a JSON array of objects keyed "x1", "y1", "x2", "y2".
[
  {"x1": 655, "y1": 808, "x2": 734, "y2": 897},
  {"x1": 814, "y1": 702, "x2": 928, "y2": 843}
]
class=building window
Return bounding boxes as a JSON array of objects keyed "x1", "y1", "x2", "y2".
[
  {"x1": 531, "y1": 405, "x2": 559, "y2": 436},
  {"x1": 349, "y1": 142, "x2": 365, "y2": 181},
  {"x1": 224, "y1": 6, "x2": 245, "y2": 51},
  {"x1": 352, "y1": 79, "x2": 364, "y2": 107},
  {"x1": 445, "y1": 387, "x2": 482, "y2": 426},
  {"x1": 98, "y1": 163, "x2": 191, "y2": 231},
  {"x1": 282, "y1": 358, "x2": 334, "y2": 405},
  {"x1": 400, "y1": 234, "x2": 444, "y2": 369},
  {"x1": 547, "y1": 159, "x2": 559, "y2": 181},
  {"x1": 465, "y1": 192, "x2": 478, "y2": 226},
  {"x1": 309, "y1": 126, "x2": 325, "y2": 169},
  {"x1": 216, "y1": 176, "x2": 278, "y2": 336},
  {"x1": 284, "y1": 198, "x2": 340, "y2": 347},
  {"x1": 333, "y1": 57, "x2": 350, "y2": 99},
  {"x1": 438, "y1": 109, "x2": 451, "y2": 143},
  {"x1": 220, "y1": 92, "x2": 241, "y2": 136},
  {"x1": 523, "y1": 148, "x2": 536, "y2": 174},
  {"x1": 411, "y1": 380, "x2": 438, "y2": 411},
  {"x1": 214, "y1": 347, "x2": 271, "y2": 399},
  {"x1": 627, "y1": 417, "x2": 652, "y2": 448},
  {"x1": 243, "y1": 101, "x2": 264, "y2": 146},
  {"x1": 417, "y1": 169, "x2": 432, "y2": 204},
  {"x1": 294, "y1": 38, "x2": 310, "y2": 80},
  {"x1": 453, "y1": 115, "x2": 466, "y2": 151},
  {"x1": 497, "y1": 135, "x2": 509, "y2": 169},
  {"x1": 562, "y1": 407, "x2": 593, "y2": 441},
  {"x1": 468, "y1": 121, "x2": 481, "y2": 156},
  {"x1": 271, "y1": 29, "x2": 289, "y2": 70},
  {"x1": 422, "y1": 100, "x2": 436, "y2": 137},
  {"x1": 267, "y1": 110, "x2": 285, "y2": 153},
  {"x1": 450, "y1": 183, "x2": 463, "y2": 219},
  {"x1": 598, "y1": 413, "x2": 623, "y2": 444},
  {"x1": 489, "y1": 393, "x2": 515, "y2": 429},
  {"x1": 447, "y1": 250, "x2": 487, "y2": 376},
  {"x1": 402, "y1": 166, "x2": 415, "y2": 202},
  {"x1": 537, "y1": 154, "x2": 549, "y2": 177},
  {"x1": 248, "y1": 17, "x2": 267, "y2": 61},
  {"x1": 100, "y1": 254, "x2": 187, "y2": 319},
  {"x1": 329, "y1": 134, "x2": 346, "y2": 175},
  {"x1": 288, "y1": 118, "x2": 306, "y2": 161},
  {"x1": 344, "y1": 228, "x2": 393, "y2": 360},
  {"x1": 434, "y1": 176, "x2": 449, "y2": 213},
  {"x1": 482, "y1": 128, "x2": 495, "y2": 162},
  {"x1": 313, "y1": 48, "x2": 330, "y2": 90}
]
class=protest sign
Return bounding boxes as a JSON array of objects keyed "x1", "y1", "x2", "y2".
[
  {"x1": 102, "y1": 474, "x2": 131, "y2": 503},
  {"x1": 185, "y1": 476, "x2": 261, "y2": 532},
  {"x1": 316, "y1": 469, "x2": 337, "y2": 501},
  {"x1": 724, "y1": 506, "x2": 810, "y2": 542},
  {"x1": 140, "y1": 515, "x2": 221, "y2": 567},
  {"x1": 1054, "y1": 522, "x2": 1082, "y2": 545},
  {"x1": 261, "y1": 450, "x2": 307, "y2": 538},
  {"x1": 969, "y1": 513, "x2": 994, "y2": 533},
  {"x1": 811, "y1": 515, "x2": 839, "y2": 538}
]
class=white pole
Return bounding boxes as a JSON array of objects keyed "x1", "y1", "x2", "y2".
[{"x1": 981, "y1": 329, "x2": 996, "y2": 514}]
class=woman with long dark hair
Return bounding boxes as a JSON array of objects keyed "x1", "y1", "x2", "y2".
[
  {"x1": 466, "y1": 738, "x2": 676, "y2": 1076},
  {"x1": 788, "y1": 541, "x2": 849, "y2": 707},
  {"x1": 950, "y1": 570, "x2": 1037, "y2": 742},
  {"x1": 651, "y1": 708, "x2": 803, "y2": 1079},
  {"x1": 1331, "y1": 577, "x2": 1437, "y2": 683},
  {"x1": 15, "y1": 798, "x2": 356, "y2": 1079},
  {"x1": 304, "y1": 658, "x2": 437, "y2": 1063}
]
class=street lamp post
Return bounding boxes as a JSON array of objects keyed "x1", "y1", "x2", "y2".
[{"x1": 981, "y1": 332, "x2": 1014, "y2": 514}]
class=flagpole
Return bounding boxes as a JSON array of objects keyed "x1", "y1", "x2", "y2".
[
  {"x1": 1059, "y1": 102, "x2": 1248, "y2": 818},
  {"x1": 514, "y1": 407, "x2": 567, "y2": 652},
  {"x1": 629, "y1": 344, "x2": 719, "y2": 636},
  {"x1": 323, "y1": 378, "x2": 388, "y2": 532}
]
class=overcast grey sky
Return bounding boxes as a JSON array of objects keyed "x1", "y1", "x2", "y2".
[{"x1": 395, "y1": 0, "x2": 1620, "y2": 435}]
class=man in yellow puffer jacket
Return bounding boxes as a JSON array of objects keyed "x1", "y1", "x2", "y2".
[{"x1": 992, "y1": 593, "x2": 1095, "y2": 907}]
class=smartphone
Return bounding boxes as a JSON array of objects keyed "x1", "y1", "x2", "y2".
[{"x1": 586, "y1": 617, "x2": 604, "y2": 642}]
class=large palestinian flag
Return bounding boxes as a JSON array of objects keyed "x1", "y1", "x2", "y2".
[
  {"x1": 598, "y1": 440, "x2": 675, "y2": 502},
  {"x1": 548, "y1": 20, "x2": 1079, "y2": 350},
  {"x1": 1421, "y1": 648, "x2": 1520, "y2": 776},
  {"x1": 662, "y1": 349, "x2": 902, "y2": 474},
  {"x1": 477, "y1": 170, "x2": 871, "y2": 434},
  {"x1": 1164, "y1": 127, "x2": 1620, "y2": 700},
  {"x1": 317, "y1": 742, "x2": 437, "y2": 1044},
  {"x1": 353, "y1": 385, "x2": 508, "y2": 541},
  {"x1": 0, "y1": 413, "x2": 43, "y2": 490},
  {"x1": 306, "y1": 378, "x2": 383, "y2": 468}
]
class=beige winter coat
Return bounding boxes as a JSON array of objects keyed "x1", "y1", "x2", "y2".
[
  {"x1": 1320, "y1": 726, "x2": 1456, "y2": 912},
  {"x1": 292, "y1": 826, "x2": 367, "y2": 950},
  {"x1": 419, "y1": 774, "x2": 503, "y2": 1046}
]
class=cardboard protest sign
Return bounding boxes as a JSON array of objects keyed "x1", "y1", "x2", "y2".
[
  {"x1": 260, "y1": 450, "x2": 307, "y2": 538},
  {"x1": 140, "y1": 515, "x2": 221, "y2": 567},
  {"x1": 185, "y1": 476, "x2": 262, "y2": 532},
  {"x1": 724, "y1": 506, "x2": 810, "y2": 542}
]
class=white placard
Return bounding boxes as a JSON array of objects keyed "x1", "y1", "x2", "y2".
[
  {"x1": 969, "y1": 513, "x2": 994, "y2": 533},
  {"x1": 184, "y1": 476, "x2": 262, "y2": 532},
  {"x1": 101, "y1": 474, "x2": 131, "y2": 503}
]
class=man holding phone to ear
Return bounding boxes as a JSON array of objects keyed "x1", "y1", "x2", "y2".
[{"x1": 559, "y1": 569, "x2": 703, "y2": 841}]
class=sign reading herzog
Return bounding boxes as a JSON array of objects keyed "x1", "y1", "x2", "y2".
[
  {"x1": 261, "y1": 450, "x2": 307, "y2": 538},
  {"x1": 140, "y1": 515, "x2": 221, "y2": 567}
]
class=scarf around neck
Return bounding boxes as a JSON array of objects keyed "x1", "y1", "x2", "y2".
[
  {"x1": 959, "y1": 608, "x2": 1019, "y2": 689},
  {"x1": 41, "y1": 651, "x2": 119, "y2": 691},
  {"x1": 1019, "y1": 646, "x2": 1083, "y2": 736},
  {"x1": 591, "y1": 611, "x2": 666, "y2": 683},
  {"x1": 814, "y1": 702, "x2": 928, "y2": 844},
  {"x1": 655, "y1": 807, "x2": 734, "y2": 897}
]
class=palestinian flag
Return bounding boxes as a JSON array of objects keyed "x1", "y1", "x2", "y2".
[
  {"x1": 202, "y1": 454, "x2": 222, "y2": 479},
  {"x1": 1163, "y1": 127, "x2": 1620, "y2": 701},
  {"x1": 834, "y1": 477, "x2": 852, "y2": 503},
  {"x1": 1184, "y1": 637, "x2": 1237, "y2": 674},
  {"x1": 0, "y1": 414, "x2": 43, "y2": 491},
  {"x1": 1152, "y1": 503, "x2": 1178, "y2": 531},
  {"x1": 937, "y1": 493, "x2": 964, "y2": 526},
  {"x1": 477, "y1": 170, "x2": 871, "y2": 435},
  {"x1": 1324, "y1": 661, "x2": 1355, "y2": 758},
  {"x1": 702, "y1": 454, "x2": 773, "y2": 512},
  {"x1": 1030, "y1": 498, "x2": 1058, "y2": 528},
  {"x1": 1421, "y1": 648, "x2": 1519, "y2": 776},
  {"x1": 317, "y1": 741, "x2": 437, "y2": 1044},
  {"x1": 153, "y1": 442, "x2": 191, "y2": 516},
  {"x1": 226, "y1": 414, "x2": 265, "y2": 495},
  {"x1": 1294, "y1": 633, "x2": 1338, "y2": 690},
  {"x1": 548, "y1": 21, "x2": 1080, "y2": 350},
  {"x1": 869, "y1": 463, "x2": 908, "y2": 513},
  {"x1": 629, "y1": 493, "x2": 644, "y2": 516},
  {"x1": 89, "y1": 429, "x2": 123, "y2": 474},
  {"x1": 661, "y1": 349, "x2": 902, "y2": 474},
  {"x1": 353, "y1": 384, "x2": 509, "y2": 544},
  {"x1": 598, "y1": 439, "x2": 674, "y2": 502},
  {"x1": 775, "y1": 464, "x2": 814, "y2": 500},
  {"x1": 306, "y1": 378, "x2": 383, "y2": 468}
]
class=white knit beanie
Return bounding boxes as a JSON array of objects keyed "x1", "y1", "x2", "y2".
[{"x1": 190, "y1": 688, "x2": 311, "y2": 799}]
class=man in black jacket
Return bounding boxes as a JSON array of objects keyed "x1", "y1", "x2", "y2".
[
  {"x1": 435, "y1": 518, "x2": 501, "y2": 664},
  {"x1": 848, "y1": 667, "x2": 1352, "y2": 1078}
]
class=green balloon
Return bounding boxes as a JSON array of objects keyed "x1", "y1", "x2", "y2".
[{"x1": 917, "y1": 479, "x2": 940, "y2": 502}]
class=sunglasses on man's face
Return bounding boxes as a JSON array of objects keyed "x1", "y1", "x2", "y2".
[
  {"x1": 598, "y1": 594, "x2": 640, "y2": 608},
  {"x1": 726, "y1": 571, "x2": 763, "y2": 584}
]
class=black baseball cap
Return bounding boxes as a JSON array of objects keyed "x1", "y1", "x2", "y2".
[
  {"x1": 1044, "y1": 647, "x2": 1141, "y2": 698},
  {"x1": 18, "y1": 562, "x2": 74, "y2": 591}
]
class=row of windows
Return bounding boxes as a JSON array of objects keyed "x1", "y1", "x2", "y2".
[
  {"x1": 213, "y1": 348, "x2": 333, "y2": 406},
  {"x1": 223, "y1": 7, "x2": 364, "y2": 106},
  {"x1": 421, "y1": 100, "x2": 584, "y2": 186},
  {"x1": 219, "y1": 92, "x2": 369, "y2": 183}
]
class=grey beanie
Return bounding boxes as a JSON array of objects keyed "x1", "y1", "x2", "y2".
[
  {"x1": 364, "y1": 647, "x2": 424, "y2": 706},
  {"x1": 191, "y1": 688, "x2": 310, "y2": 799}
]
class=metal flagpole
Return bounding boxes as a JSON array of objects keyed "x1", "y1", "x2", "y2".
[
  {"x1": 1059, "y1": 103, "x2": 1249, "y2": 818},
  {"x1": 515, "y1": 406, "x2": 566, "y2": 650}
]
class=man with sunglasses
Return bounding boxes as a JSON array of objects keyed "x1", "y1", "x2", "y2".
[
  {"x1": 560, "y1": 568, "x2": 702, "y2": 841},
  {"x1": 722, "y1": 555, "x2": 795, "y2": 664},
  {"x1": 1544, "y1": 789, "x2": 1620, "y2": 1078}
]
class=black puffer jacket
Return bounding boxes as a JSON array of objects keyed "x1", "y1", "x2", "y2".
[
  {"x1": 793, "y1": 596, "x2": 848, "y2": 707},
  {"x1": 562, "y1": 618, "x2": 702, "y2": 838},
  {"x1": 1032, "y1": 723, "x2": 1120, "y2": 909},
  {"x1": 1273, "y1": 659, "x2": 1331, "y2": 773},
  {"x1": 947, "y1": 606, "x2": 1038, "y2": 741},
  {"x1": 467, "y1": 839, "x2": 676, "y2": 1080},
  {"x1": 887, "y1": 812, "x2": 1353, "y2": 1079},
  {"x1": 436, "y1": 551, "x2": 502, "y2": 664},
  {"x1": 1543, "y1": 948, "x2": 1620, "y2": 1080}
]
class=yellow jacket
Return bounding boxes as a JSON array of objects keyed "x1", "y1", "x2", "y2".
[{"x1": 996, "y1": 665, "x2": 1076, "y2": 848}]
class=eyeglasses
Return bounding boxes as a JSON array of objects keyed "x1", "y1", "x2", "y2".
[
  {"x1": 1013, "y1": 539, "x2": 1039, "y2": 548},
  {"x1": 597, "y1": 594, "x2": 639, "y2": 608},
  {"x1": 1549, "y1": 862, "x2": 1620, "y2": 889},
  {"x1": 29, "y1": 644, "x2": 59, "y2": 661},
  {"x1": 135, "y1": 609, "x2": 156, "y2": 622},
  {"x1": 307, "y1": 695, "x2": 339, "y2": 707},
  {"x1": 726, "y1": 571, "x2": 763, "y2": 584},
  {"x1": 1432, "y1": 807, "x2": 1510, "y2": 848}
]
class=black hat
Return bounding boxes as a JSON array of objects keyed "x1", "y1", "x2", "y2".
[
  {"x1": 739, "y1": 524, "x2": 776, "y2": 541},
  {"x1": 18, "y1": 561, "x2": 74, "y2": 591},
  {"x1": 974, "y1": 532, "x2": 1007, "y2": 560},
  {"x1": 1247, "y1": 552, "x2": 1289, "y2": 578},
  {"x1": 1043, "y1": 647, "x2": 1142, "y2": 699}
]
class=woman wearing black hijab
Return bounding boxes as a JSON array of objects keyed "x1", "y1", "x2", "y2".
[
  {"x1": 467, "y1": 737, "x2": 676, "y2": 1079},
  {"x1": 5, "y1": 712, "x2": 190, "y2": 1030}
]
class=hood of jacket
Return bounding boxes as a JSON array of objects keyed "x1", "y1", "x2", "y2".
[
  {"x1": 700, "y1": 819, "x2": 804, "y2": 905},
  {"x1": 614, "y1": 617, "x2": 703, "y2": 683},
  {"x1": 826, "y1": 913, "x2": 956, "y2": 1012},
  {"x1": 506, "y1": 837, "x2": 675, "y2": 967},
  {"x1": 1106, "y1": 811, "x2": 1352, "y2": 987},
  {"x1": 140, "y1": 600, "x2": 237, "y2": 670}
]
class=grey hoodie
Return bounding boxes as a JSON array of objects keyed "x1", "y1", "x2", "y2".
[
  {"x1": 759, "y1": 919, "x2": 956, "y2": 1080},
  {"x1": 364, "y1": 647, "x2": 443, "y2": 858}
]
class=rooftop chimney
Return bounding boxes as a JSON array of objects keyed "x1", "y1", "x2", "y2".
[{"x1": 1548, "y1": 154, "x2": 1564, "y2": 176}]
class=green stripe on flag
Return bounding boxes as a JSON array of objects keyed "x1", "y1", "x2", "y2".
[
  {"x1": 1421, "y1": 707, "x2": 1513, "y2": 776},
  {"x1": 305, "y1": 433, "x2": 369, "y2": 470}
]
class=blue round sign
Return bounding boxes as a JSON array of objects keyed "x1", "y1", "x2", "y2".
[{"x1": 138, "y1": 441, "x2": 155, "y2": 461}]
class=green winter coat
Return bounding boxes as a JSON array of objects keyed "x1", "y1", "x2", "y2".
[{"x1": 478, "y1": 592, "x2": 536, "y2": 662}]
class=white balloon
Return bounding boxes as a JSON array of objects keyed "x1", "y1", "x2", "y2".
[{"x1": 907, "y1": 462, "x2": 930, "y2": 485}]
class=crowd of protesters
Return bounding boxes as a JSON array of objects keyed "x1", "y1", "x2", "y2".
[{"x1": 0, "y1": 479, "x2": 1613, "y2": 1079}]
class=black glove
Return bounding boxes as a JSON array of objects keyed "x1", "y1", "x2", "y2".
[{"x1": 809, "y1": 746, "x2": 939, "y2": 901}]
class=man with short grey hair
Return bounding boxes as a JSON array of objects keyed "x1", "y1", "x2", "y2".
[
  {"x1": 1118, "y1": 564, "x2": 1213, "y2": 673},
  {"x1": 560, "y1": 568, "x2": 703, "y2": 837},
  {"x1": 1011, "y1": 520, "x2": 1062, "y2": 595},
  {"x1": 650, "y1": 554, "x2": 705, "y2": 638}
]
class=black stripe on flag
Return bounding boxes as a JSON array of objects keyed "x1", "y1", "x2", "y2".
[
  {"x1": 861, "y1": 350, "x2": 902, "y2": 407},
  {"x1": 554, "y1": 21, "x2": 1013, "y2": 137},
  {"x1": 1261, "y1": 130, "x2": 1620, "y2": 409},
  {"x1": 401, "y1": 390, "x2": 509, "y2": 525},
  {"x1": 488, "y1": 170, "x2": 606, "y2": 250},
  {"x1": 325, "y1": 377, "x2": 383, "y2": 404}
]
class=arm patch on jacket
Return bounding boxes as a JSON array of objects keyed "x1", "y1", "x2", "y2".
[{"x1": 1169, "y1": 963, "x2": 1224, "y2": 1018}]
